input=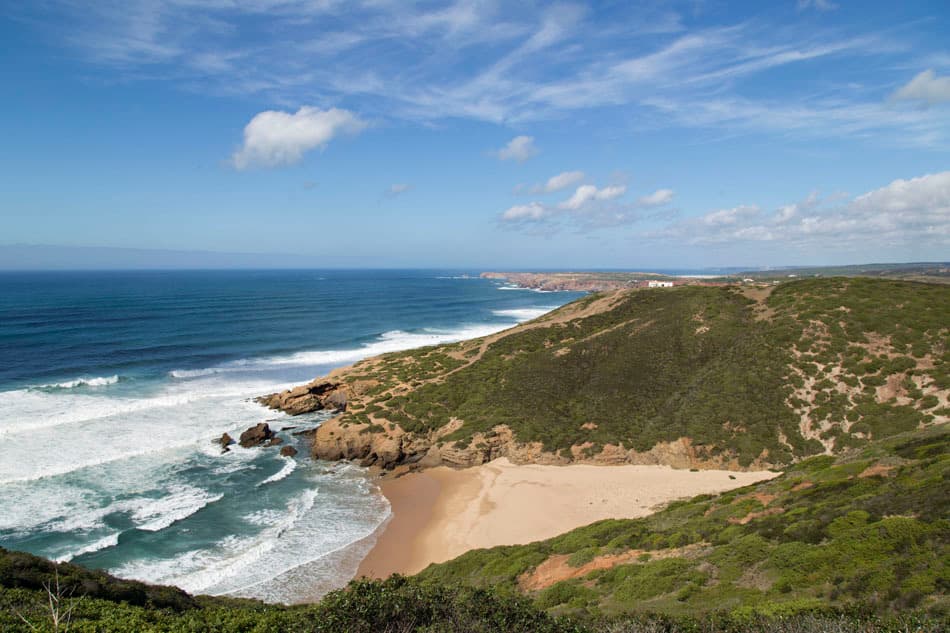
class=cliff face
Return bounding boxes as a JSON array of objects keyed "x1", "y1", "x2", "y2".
[{"x1": 308, "y1": 418, "x2": 768, "y2": 472}]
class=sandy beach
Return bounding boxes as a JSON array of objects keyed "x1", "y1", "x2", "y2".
[{"x1": 356, "y1": 458, "x2": 780, "y2": 578}]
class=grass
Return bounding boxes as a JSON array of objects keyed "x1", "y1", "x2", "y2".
[{"x1": 333, "y1": 278, "x2": 948, "y2": 467}]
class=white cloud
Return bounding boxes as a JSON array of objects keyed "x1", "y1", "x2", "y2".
[
  {"x1": 637, "y1": 188, "x2": 674, "y2": 206},
  {"x1": 701, "y1": 205, "x2": 761, "y2": 226},
  {"x1": 501, "y1": 202, "x2": 547, "y2": 221},
  {"x1": 797, "y1": 0, "x2": 838, "y2": 11},
  {"x1": 231, "y1": 106, "x2": 366, "y2": 170},
  {"x1": 541, "y1": 170, "x2": 585, "y2": 193},
  {"x1": 388, "y1": 183, "x2": 412, "y2": 195},
  {"x1": 559, "y1": 184, "x2": 626, "y2": 210},
  {"x1": 495, "y1": 135, "x2": 538, "y2": 162},
  {"x1": 648, "y1": 171, "x2": 950, "y2": 248},
  {"x1": 892, "y1": 70, "x2": 950, "y2": 107}
]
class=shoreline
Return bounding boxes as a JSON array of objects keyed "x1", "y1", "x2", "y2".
[{"x1": 356, "y1": 457, "x2": 780, "y2": 579}]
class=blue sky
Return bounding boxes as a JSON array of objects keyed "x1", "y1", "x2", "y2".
[{"x1": 1, "y1": 0, "x2": 948, "y2": 269}]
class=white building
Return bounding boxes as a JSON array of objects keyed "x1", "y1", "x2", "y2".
[{"x1": 647, "y1": 280, "x2": 674, "y2": 288}]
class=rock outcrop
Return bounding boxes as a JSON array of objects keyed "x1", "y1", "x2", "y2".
[
  {"x1": 217, "y1": 433, "x2": 235, "y2": 453},
  {"x1": 256, "y1": 379, "x2": 349, "y2": 416},
  {"x1": 308, "y1": 418, "x2": 760, "y2": 472},
  {"x1": 280, "y1": 445, "x2": 298, "y2": 457},
  {"x1": 239, "y1": 423, "x2": 275, "y2": 448}
]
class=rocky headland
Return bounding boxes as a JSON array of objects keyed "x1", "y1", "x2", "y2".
[{"x1": 258, "y1": 278, "x2": 948, "y2": 476}]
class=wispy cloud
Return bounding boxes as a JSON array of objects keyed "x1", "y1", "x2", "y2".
[
  {"x1": 637, "y1": 189, "x2": 675, "y2": 207},
  {"x1": 797, "y1": 0, "x2": 838, "y2": 12},
  {"x1": 559, "y1": 184, "x2": 626, "y2": 210},
  {"x1": 495, "y1": 135, "x2": 538, "y2": 162},
  {"x1": 231, "y1": 106, "x2": 365, "y2": 169},
  {"x1": 891, "y1": 69, "x2": 950, "y2": 107},
  {"x1": 16, "y1": 1, "x2": 950, "y2": 147},
  {"x1": 387, "y1": 183, "x2": 412, "y2": 196}
]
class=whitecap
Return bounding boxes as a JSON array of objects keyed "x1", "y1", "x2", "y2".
[
  {"x1": 38, "y1": 375, "x2": 120, "y2": 389},
  {"x1": 127, "y1": 484, "x2": 223, "y2": 532},
  {"x1": 53, "y1": 533, "x2": 120, "y2": 563},
  {"x1": 257, "y1": 457, "x2": 296, "y2": 486},
  {"x1": 492, "y1": 307, "x2": 556, "y2": 320},
  {"x1": 168, "y1": 323, "x2": 520, "y2": 379}
]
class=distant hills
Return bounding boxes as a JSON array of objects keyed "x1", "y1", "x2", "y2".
[{"x1": 481, "y1": 262, "x2": 950, "y2": 292}]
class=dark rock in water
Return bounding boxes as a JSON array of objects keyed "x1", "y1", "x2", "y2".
[
  {"x1": 280, "y1": 426, "x2": 298, "y2": 432},
  {"x1": 239, "y1": 423, "x2": 274, "y2": 448},
  {"x1": 266, "y1": 437, "x2": 284, "y2": 447},
  {"x1": 280, "y1": 446, "x2": 298, "y2": 457},
  {"x1": 217, "y1": 433, "x2": 235, "y2": 454}
]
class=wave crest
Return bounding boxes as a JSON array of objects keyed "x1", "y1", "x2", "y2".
[{"x1": 39, "y1": 375, "x2": 120, "y2": 389}]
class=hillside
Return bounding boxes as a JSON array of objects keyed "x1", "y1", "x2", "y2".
[
  {"x1": 261, "y1": 277, "x2": 949, "y2": 471},
  {"x1": 418, "y1": 426, "x2": 949, "y2": 617}
]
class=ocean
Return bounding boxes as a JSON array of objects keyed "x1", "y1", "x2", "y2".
[{"x1": 0, "y1": 270, "x2": 582, "y2": 603}]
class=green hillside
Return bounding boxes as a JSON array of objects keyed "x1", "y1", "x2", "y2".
[
  {"x1": 418, "y1": 426, "x2": 949, "y2": 618},
  {"x1": 330, "y1": 278, "x2": 948, "y2": 468}
]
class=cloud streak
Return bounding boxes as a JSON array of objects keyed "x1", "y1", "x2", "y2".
[
  {"x1": 20, "y1": 1, "x2": 949, "y2": 147},
  {"x1": 495, "y1": 135, "x2": 538, "y2": 162},
  {"x1": 892, "y1": 70, "x2": 950, "y2": 107}
]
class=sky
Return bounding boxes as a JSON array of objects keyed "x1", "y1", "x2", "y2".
[{"x1": 1, "y1": 0, "x2": 948, "y2": 270}]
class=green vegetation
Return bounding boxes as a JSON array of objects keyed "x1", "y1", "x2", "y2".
[
  {"x1": 2, "y1": 426, "x2": 947, "y2": 632},
  {"x1": 418, "y1": 426, "x2": 949, "y2": 618},
  {"x1": 338, "y1": 278, "x2": 948, "y2": 466}
]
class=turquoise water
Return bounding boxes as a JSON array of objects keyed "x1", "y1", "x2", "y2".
[{"x1": 0, "y1": 270, "x2": 582, "y2": 602}]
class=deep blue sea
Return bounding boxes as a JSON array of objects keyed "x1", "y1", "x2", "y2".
[{"x1": 0, "y1": 270, "x2": 582, "y2": 603}]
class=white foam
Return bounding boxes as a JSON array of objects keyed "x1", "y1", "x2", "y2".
[
  {"x1": 53, "y1": 533, "x2": 120, "y2": 563},
  {"x1": 0, "y1": 380, "x2": 286, "y2": 483},
  {"x1": 114, "y1": 487, "x2": 321, "y2": 593},
  {"x1": 258, "y1": 457, "x2": 296, "y2": 486},
  {"x1": 168, "y1": 324, "x2": 519, "y2": 379},
  {"x1": 492, "y1": 307, "x2": 555, "y2": 320},
  {"x1": 39, "y1": 375, "x2": 120, "y2": 389},
  {"x1": 128, "y1": 484, "x2": 223, "y2": 532}
]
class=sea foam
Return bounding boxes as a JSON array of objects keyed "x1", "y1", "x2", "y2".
[{"x1": 39, "y1": 375, "x2": 120, "y2": 389}]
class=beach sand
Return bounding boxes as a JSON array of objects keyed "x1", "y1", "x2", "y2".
[{"x1": 356, "y1": 458, "x2": 780, "y2": 578}]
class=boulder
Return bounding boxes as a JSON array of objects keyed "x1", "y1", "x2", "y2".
[
  {"x1": 239, "y1": 423, "x2": 274, "y2": 448},
  {"x1": 280, "y1": 446, "x2": 298, "y2": 457},
  {"x1": 256, "y1": 380, "x2": 348, "y2": 416},
  {"x1": 217, "y1": 433, "x2": 234, "y2": 453},
  {"x1": 324, "y1": 389, "x2": 348, "y2": 411},
  {"x1": 266, "y1": 437, "x2": 284, "y2": 447}
]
